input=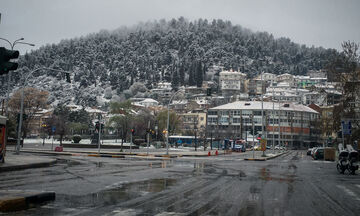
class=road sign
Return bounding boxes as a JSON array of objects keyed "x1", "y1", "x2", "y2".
[
  {"x1": 342, "y1": 120, "x2": 351, "y2": 135},
  {"x1": 52, "y1": 126, "x2": 56, "y2": 133},
  {"x1": 260, "y1": 138, "x2": 267, "y2": 151}
]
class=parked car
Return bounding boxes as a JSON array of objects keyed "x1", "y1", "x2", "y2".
[
  {"x1": 313, "y1": 147, "x2": 324, "y2": 160},
  {"x1": 307, "y1": 148, "x2": 313, "y2": 155},
  {"x1": 251, "y1": 144, "x2": 261, "y2": 151},
  {"x1": 274, "y1": 145, "x2": 284, "y2": 150},
  {"x1": 233, "y1": 144, "x2": 246, "y2": 152},
  {"x1": 311, "y1": 147, "x2": 318, "y2": 158}
]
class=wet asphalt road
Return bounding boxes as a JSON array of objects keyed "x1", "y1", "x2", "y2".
[{"x1": 1, "y1": 151, "x2": 359, "y2": 216}]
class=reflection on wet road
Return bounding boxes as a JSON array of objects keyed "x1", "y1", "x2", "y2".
[{"x1": 1, "y1": 151, "x2": 360, "y2": 216}]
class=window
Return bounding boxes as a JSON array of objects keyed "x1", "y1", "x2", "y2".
[
  {"x1": 242, "y1": 110, "x2": 252, "y2": 116},
  {"x1": 232, "y1": 118, "x2": 240, "y2": 123},
  {"x1": 253, "y1": 111, "x2": 262, "y2": 116},
  {"x1": 219, "y1": 116, "x2": 229, "y2": 124},
  {"x1": 220, "y1": 111, "x2": 229, "y2": 116},
  {"x1": 208, "y1": 117, "x2": 217, "y2": 123},
  {"x1": 208, "y1": 111, "x2": 217, "y2": 115}
]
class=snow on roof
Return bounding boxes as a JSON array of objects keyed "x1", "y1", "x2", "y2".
[
  {"x1": 107, "y1": 113, "x2": 125, "y2": 118},
  {"x1": 36, "y1": 108, "x2": 53, "y2": 114},
  {"x1": 171, "y1": 100, "x2": 188, "y2": 105},
  {"x1": 85, "y1": 107, "x2": 106, "y2": 114},
  {"x1": 196, "y1": 99, "x2": 209, "y2": 105},
  {"x1": 325, "y1": 89, "x2": 342, "y2": 95},
  {"x1": 277, "y1": 82, "x2": 291, "y2": 87},
  {"x1": 278, "y1": 73, "x2": 293, "y2": 77},
  {"x1": 219, "y1": 70, "x2": 246, "y2": 76},
  {"x1": 209, "y1": 101, "x2": 318, "y2": 114},
  {"x1": 141, "y1": 98, "x2": 159, "y2": 103},
  {"x1": 66, "y1": 104, "x2": 82, "y2": 111}
]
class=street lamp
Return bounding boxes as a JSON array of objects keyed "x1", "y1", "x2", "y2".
[
  {"x1": 194, "y1": 122, "x2": 198, "y2": 151},
  {"x1": 15, "y1": 67, "x2": 71, "y2": 154},
  {"x1": 166, "y1": 89, "x2": 183, "y2": 155}
]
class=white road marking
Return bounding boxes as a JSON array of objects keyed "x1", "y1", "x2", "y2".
[{"x1": 337, "y1": 185, "x2": 360, "y2": 201}]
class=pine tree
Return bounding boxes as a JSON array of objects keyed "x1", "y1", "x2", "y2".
[{"x1": 196, "y1": 61, "x2": 203, "y2": 87}]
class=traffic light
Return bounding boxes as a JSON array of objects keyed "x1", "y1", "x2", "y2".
[
  {"x1": 95, "y1": 122, "x2": 100, "y2": 131},
  {"x1": 206, "y1": 88, "x2": 212, "y2": 96},
  {"x1": 131, "y1": 129, "x2": 135, "y2": 135},
  {"x1": 0, "y1": 47, "x2": 19, "y2": 75},
  {"x1": 65, "y1": 73, "x2": 71, "y2": 83},
  {"x1": 16, "y1": 113, "x2": 28, "y2": 124}
]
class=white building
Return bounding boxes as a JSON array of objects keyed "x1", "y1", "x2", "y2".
[
  {"x1": 135, "y1": 98, "x2": 159, "y2": 108},
  {"x1": 277, "y1": 73, "x2": 295, "y2": 86},
  {"x1": 207, "y1": 101, "x2": 320, "y2": 149},
  {"x1": 219, "y1": 70, "x2": 247, "y2": 96},
  {"x1": 255, "y1": 72, "x2": 277, "y2": 83}
]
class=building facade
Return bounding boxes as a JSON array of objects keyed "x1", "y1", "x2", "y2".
[
  {"x1": 206, "y1": 101, "x2": 320, "y2": 149},
  {"x1": 219, "y1": 70, "x2": 247, "y2": 96},
  {"x1": 179, "y1": 112, "x2": 207, "y2": 136}
]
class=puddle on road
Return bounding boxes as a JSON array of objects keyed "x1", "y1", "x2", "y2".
[
  {"x1": 60, "y1": 178, "x2": 177, "y2": 208},
  {"x1": 57, "y1": 159, "x2": 82, "y2": 167},
  {"x1": 238, "y1": 185, "x2": 261, "y2": 216},
  {"x1": 96, "y1": 162, "x2": 104, "y2": 168},
  {"x1": 259, "y1": 167, "x2": 295, "y2": 183}
]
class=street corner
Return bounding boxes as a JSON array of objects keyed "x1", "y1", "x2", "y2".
[
  {"x1": 0, "y1": 153, "x2": 57, "y2": 172},
  {"x1": 0, "y1": 190, "x2": 55, "y2": 212}
]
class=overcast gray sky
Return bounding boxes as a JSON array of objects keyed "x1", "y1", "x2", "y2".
[{"x1": 1, "y1": 0, "x2": 359, "y2": 54}]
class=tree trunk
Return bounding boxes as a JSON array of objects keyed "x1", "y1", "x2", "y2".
[{"x1": 60, "y1": 134, "x2": 63, "y2": 146}]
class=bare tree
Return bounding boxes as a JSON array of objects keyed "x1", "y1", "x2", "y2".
[
  {"x1": 8, "y1": 87, "x2": 49, "y2": 138},
  {"x1": 327, "y1": 41, "x2": 360, "y2": 144}
]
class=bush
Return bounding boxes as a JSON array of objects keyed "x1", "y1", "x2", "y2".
[{"x1": 72, "y1": 135, "x2": 82, "y2": 143}]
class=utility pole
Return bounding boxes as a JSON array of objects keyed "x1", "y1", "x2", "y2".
[
  {"x1": 98, "y1": 114, "x2": 101, "y2": 154},
  {"x1": 261, "y1": 72, "x2": 266, "y2": 157},
  {"x1": 261, "y1": 72, "x2": 264, "y2": 138},
  {"x1": 252, "y1": 113, "x2": 255, "y2": 159},
  {"x1": 278, "y1": 99, "x2": 281, "y2": 151},
  {"x1": 147, "y1": 120, "x2": 150, "y2": 155},
  {"x1": 272, "y1": 80, "x2": 275, "y2": 154},
  {"x1": 130, "y1": 128, "x2": 135, "y2": 154}
]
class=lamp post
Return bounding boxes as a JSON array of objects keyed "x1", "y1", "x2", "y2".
[
  {"x1": 15, "y1": 67, "x2": 71, "y2": 154},
  {"x1": 260, "y1": 72, "x2": 266, "y2": 157},
  {"x1": 252, "y1": 113, "x2": 255, "y2": 159},
  {"x1": 272, "y1": 80, "x2": 275, "y2": 154},
  {"x1": 194, "y1": 123, "x2": 198, "y2": 151},
  {"x1": 0, "y1": 38, "x2": 35, "y2": 117},
  {"x1": 166, "y1": 89, "x2": 183, "y2": 155},
  {"x1": 97, "y1": 112, "x2": 102, "y2": 154}
]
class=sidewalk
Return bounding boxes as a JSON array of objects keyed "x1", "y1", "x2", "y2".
[
  {"x1": 0, "y1": 152, "x2": 57, "y2": 172},
  {"x1": 18, "y1": 147, "x2": 224, "y2": 158}
]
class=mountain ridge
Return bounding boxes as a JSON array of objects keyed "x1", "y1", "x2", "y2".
[{"x1": 1, "y1": 17, "x2": 339, "y2": 107}]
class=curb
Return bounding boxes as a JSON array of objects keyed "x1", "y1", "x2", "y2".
[
  {"x1": 87, "y1": 154, "x2": 125, "y2": 158},
  {"x1": 244, "y1": 158, "x2": 266, "y2": 161},
  {"x1": 0, "y1": 159, "x2": 57, "y2": 173},
  {"x1": 0, "y1": 191, "x2": 55, "y2": 212},
  {"x1": 17, "y1": 149, "x2": 220, "y2": 158},
  {"x1": 244, "y1": 151, "x2": 288, "y2": 161}
]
